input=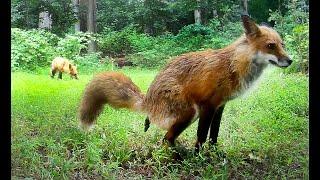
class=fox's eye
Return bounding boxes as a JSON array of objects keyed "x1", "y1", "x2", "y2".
[
  {"x1": 267, "y1": 43, "x2": 276, "y2": 50},
  {"x1": 281, "y1": 43, "x2": 285, "y2": 48}
]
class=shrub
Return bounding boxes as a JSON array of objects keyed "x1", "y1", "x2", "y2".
[
  {"x1": 11, "y1": 28, "x2": 99, "y2": 72},
  {"x1": 129, "y1": 50, "x2": 169, "y2": 68},
  {"x1": 283, "y1": 24, "x2": 309, "y2": 74},
  {"x1": 74, "y1": 52, "x2": 103, "y2": 68},
  {"x1": 97, "y1": 27, "x2": 136, "y2": 57},
  {"x1": 175, "y1": 24, "x2": 214, "y2": 51},
  {"x1": 128, "y1": 33, "x2": 156, "y2": 52},
  {"x1": 129, "y1": 34, "x2": 185, "y2": 68},
  {"x1": 11, "y1": 28, "x2": 59, "y2": 71},
  {"x1": 73, "y1": 52, "x2": 112, "y2": 73},
  {"x1": 56, "y1": 32, "x2": 92, "y2": 60},
  {"x1": 268, "y1": 0, "x2": 309, "y2": 74},
  {"x1": 206, "y1": 21, "x2": 243, "y2": 49}
]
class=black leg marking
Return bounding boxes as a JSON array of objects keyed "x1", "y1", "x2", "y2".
[
  {"x1": 209, "y1": 105, "x2": 225, "y2": 145},
  {"x1": 144, "y1": 117, "x2": 150, "y2": 132},
  {"x1": 58, "y1": 72, "x2": 62, "y2": 79},
  {"x1": 195, "y1": 104, "x2": 216, "y2": 153},
  {"x1": 51, "y1": 69, "x2": 56, "y2": 78}
]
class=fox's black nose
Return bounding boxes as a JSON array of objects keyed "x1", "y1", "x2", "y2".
[{"x1": 282, "y1": 57, "x2": 292, "y2": 65}]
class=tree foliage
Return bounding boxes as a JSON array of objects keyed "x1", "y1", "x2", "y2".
[
  {"x1": 269, "y1": 0, "x2": 309, "y2": 74},
  {"x1": 11, "y1": 28, "x2": 94, "y2": 71},
  {"x1": 11, "y1": 0, "x2": 309, "y2": 74},
  {"x1": 11, "y1": 0, "x2": 76, "y2": 35}
]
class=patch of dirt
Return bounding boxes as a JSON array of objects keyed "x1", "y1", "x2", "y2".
[
  {"x1": 65, "y1": 143, "x2": 74, "y2": 160},
  {"x1": 29, "y1": 129, "x2": 39, "y2": 137},
  {"x1": 180, "y1": 174, "x2": 198, "y2": 180},
  {"x1": 37, "y1": 145, "x2": 50, "y2": 168},
  {"x1": 133, "y1": 165, "x2": 153, "y2": 178},
  {"x1": 71, "y1": 168, "x2": 104, "y2": 180}
]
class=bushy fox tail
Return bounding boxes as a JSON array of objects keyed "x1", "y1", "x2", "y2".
[{"x1": 78, "y1": 72, "x2": 145, "y2": 130}]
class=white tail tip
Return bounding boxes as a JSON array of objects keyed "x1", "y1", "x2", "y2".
[{"x1": 79, "y1": 121, "x2": 95, "y2": 132}]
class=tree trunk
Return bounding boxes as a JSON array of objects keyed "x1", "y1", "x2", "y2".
[
  {"x1": 194, "y1": 0, "x2": 201, "y2": 24},
  {"x1": 212, "y1": 9, "x2": 217, "y2": 18},
  {"x1": 73, "y1": 0, "x2": 80, "y2": 32},
  {"x1": 38, "y1": 11, "x2": 52, "y2": 30},
  {"x1": 79, "y1": 0, "x2": 88, "y2": 32},
  {"x1": 87, "y1": 0, "x2": 97, "y2": 53},
  {"x1": 242, "y1": 0, "x2": 248, "y2": 14}
]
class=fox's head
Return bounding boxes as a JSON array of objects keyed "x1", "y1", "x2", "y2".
[
  {"x1": 69, "y1": 64, "x2": 78, "y2": 80},
  {"x1": 241, "y1": 14, "x2": 292, "y2": 68}
]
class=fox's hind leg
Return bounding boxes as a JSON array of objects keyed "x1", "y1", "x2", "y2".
[
  {"x1": 163, "y1": 108, "x2": 195, "y2": 146},
  {"x1": 144, "y1": 117, "x2": 150, "y2": 132}
]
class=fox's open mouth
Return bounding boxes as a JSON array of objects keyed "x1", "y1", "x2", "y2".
[
  {"x1": 268, "y1": 59, "x2": 290, "y2": 68},
  {"x1": 268, "y1": 59, "x2": 278, "y2": 66}
]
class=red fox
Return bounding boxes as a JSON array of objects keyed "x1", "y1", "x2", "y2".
[
  {"x1": 78, "y1": 15, "x2": 292, "y2": 152},
  {"x1": 50, "y1": 57, "x2": 78, "y2": 79}
]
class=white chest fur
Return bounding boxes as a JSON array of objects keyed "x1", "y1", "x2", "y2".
[{"x1": 229, "y1": 51, "x2": 272, "y2": 100}]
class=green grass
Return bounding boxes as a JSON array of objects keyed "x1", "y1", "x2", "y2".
[{"x1": 11, "y1": 67, "x2": 309, "y2": 179}]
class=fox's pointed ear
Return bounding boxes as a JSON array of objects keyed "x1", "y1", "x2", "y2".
[{"x1": 241, "y1": 14, "x2": 261, "y2": 38}]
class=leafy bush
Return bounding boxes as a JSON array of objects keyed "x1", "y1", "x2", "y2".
[
  {"x1": 177, "y1": 23, "x2": 214, "y2": 37},
  {"x1": 175, "y1": 24, "x2": 214, "y2": 51},
  {"x1": 129, "y1": 50, "x2": 169, "y2": 68},
  {"x1": 130, "y1": 34, "x2": 185, "y2": 68},
  {"x1": 205, "y1": 20, "x2": 243, "y2": 49},
  {"x1": 98, "y1": 28, "x2": 182, "y2": 68},
  {"x1": 56, "y1": 32, "x2": 92, "y2": 60},
  {"x1": 11, "y1": 28, "x2": 96, "y2": 71},
  {"x1": 283, "y1": 24, "x2": 309, "y2": 74},
  {"x1": 74, "y1": 52, "x2": 102, "y2": 67},
  {"x1": 11, "y1": 28, "x2": 59, "y2": 71},
  {"x1": 126, "y1": 22, "x2": 242, "y2": 68},
  {"x1": 97, "y1": 27, "x2": 137, "y2": 57},
  {"x1": 94, "y1": 22, "x2": 244, "y2": 68},
  {"x1": 218, "y1": 21, "x2": 243, "y2": 42},
  {"x1": 73, "y1": 52, "x2": 113, "y2": 73},
  {"x1": 128, "y1": 33, "x2": 156, "y2": 52},
  {"x1": 268, "y1": 0, "x2": 309, "y2": 74}
]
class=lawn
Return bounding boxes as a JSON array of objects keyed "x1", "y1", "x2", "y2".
[{"x1": 11, "y1": 67, "x2": 309, "y2": 179}]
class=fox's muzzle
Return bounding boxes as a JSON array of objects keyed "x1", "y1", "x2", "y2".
[
  {"x1": 269, "y1": 56, "x2": 292, "y2": 68},
  {"x1": 71, "y1": 74, "x2": 78, "y2": 80},
  {"x1": 278, "y1": 57, "x2": 292, "y2": 68}
]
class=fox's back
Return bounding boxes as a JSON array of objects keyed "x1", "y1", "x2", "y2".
[
  {"x1": 146, "y1": 49, "x2": 238, "y2": 104},
  {"x1": 52, "y1": 57, "x2": 70, "y2": 72}
]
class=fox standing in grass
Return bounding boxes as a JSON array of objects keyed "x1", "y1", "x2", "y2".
[
  {"x1": 51, "y1": 57, "x2": 78, "y2": 79},
  {"x1": 79, "y1": 14, "x2": 292, "y2": 152}
]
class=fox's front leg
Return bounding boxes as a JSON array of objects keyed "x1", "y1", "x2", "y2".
[
  {"x1": 209, "y1": 104, "x2": 225, "y2": 145},
  {"x1": 195, "y1": 103, "x2": 216, "y2": 152},
  {"x1": 51, "y1": 69, "x2": 56, "y2": 78},
  {"x1": 58, "y1": 72, "x2": 63, "y2": 79}
]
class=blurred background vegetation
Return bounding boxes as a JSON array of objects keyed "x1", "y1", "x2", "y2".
[{"x1": 11, "y1": 0, "x2": 309, "y2": 74}]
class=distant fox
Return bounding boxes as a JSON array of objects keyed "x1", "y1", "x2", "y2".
[
  {"x1": 78, "y1": 15, "x2": 292, "y2": 152},
  {"x1": 51, "y1": 57, "x2": 78, "y2": 79}
]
